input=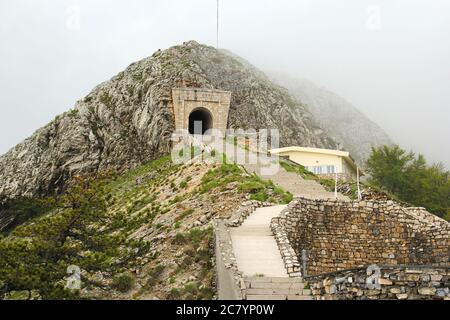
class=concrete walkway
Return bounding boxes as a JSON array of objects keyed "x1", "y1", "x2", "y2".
[
  {"x1": 189, "y1": 135, "x2": 346, "y2": 294},
  {"x1": 244, "y1": 163, "x2": 348, "y2": 200},
  {"x1": 230, "y1": 205, "x2": 288, "y2": 277}
]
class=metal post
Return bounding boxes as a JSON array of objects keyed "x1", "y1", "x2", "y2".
[
  {"x1": 334, "y1": 166, "x2": 338, "y2": 199},
  {"x1": 301, "y1": 249, "x2": 308, "y2": 278},
  {"x1": 357, "y1": 167, "x2": 362, "y2": 201}
]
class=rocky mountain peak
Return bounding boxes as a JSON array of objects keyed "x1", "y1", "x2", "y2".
[{"x1": 0, "y1": 41, "x2": 335, "y2": 202}]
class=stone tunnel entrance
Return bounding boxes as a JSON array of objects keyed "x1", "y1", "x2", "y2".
[
  {"x1": 172, "y1": 88, "x2": 231, "y2": 135},
  {"x1": 188, "y1": 108, "x2": 213, "y2": 135}
]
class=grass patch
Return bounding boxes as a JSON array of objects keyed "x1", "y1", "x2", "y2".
[
  {"x1": 199, "y1": 163, "x2": 292, "y2": 204},
  {"x1": 280, "y1": 160, "x2": 336, "y2": 193},
  {"x1": 280, "y1": 161, "x2": 316, "y2": 180}
]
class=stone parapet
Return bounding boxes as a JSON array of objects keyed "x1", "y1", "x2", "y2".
[{"x1": 270, "y1": 197, "x2": 450, "y2": 276}]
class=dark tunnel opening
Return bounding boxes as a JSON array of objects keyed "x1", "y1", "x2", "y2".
[{"x1": 188, "y1": 108, "x2": 213, "y2": 135}]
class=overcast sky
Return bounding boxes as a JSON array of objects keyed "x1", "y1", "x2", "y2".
[{"x1": 0, "y1": 0, "x2": 449, "y2": 167}]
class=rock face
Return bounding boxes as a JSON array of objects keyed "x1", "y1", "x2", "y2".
[
  {"x1": 268, "y1": 74, "x2": 393, "y2": 165},
  {"x1": 0, "y1": 41, "x2": 335, "y2": 201}
]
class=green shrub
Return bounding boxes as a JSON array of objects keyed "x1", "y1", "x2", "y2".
[
  {"x1": 173, "y1": 233, "x2": 187, "y2": 245},
  {"x1": 179, "y1": 180, "x2": 188, "y2": 189},
  {"x1": 168, "y1": 288, "x2": 181, "y2": 300},
  {"x1": 198, "y1": 287, "x2": 214, "y2": 300},
  {"x1": 180, "y1": 256, "x2": 193, "y2": 269},
  {"x1": 169, "y1": 196, "x2": 182, "y2": 205},
  {"x1": 146, "y1": 264, "x2": 165, "y2": 287},
  {"x1": 239, "y1": 180, "x2": 266, "y2": 193},
  {"x1": 184, "y1": 282, "x2": 198, "y2": 295},
  {"x1": 112, "y1": 274, "x2": 134, "y2": 293},
  {"x1": 188, "y1": 228, "x2": 204, "y2": 245}
]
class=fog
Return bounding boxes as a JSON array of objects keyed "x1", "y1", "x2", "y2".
[{"x1": 0, "y1": 0, "x2": 449, "y2": 167}]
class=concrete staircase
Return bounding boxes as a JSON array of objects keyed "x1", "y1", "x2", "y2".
[
  {"x1": 230, "y1": 205, "x2": 288, "y2": 277},
  {"x1": 229, "y1": 155, "x2": 348, "y2": 300},
  {"x1": 244, "y1": 277, "x2": 312, "y2": 300},
  {"x1": 189, "y1": 137, "x2": 346, "y2": 300},
  {"x1": 230, "y1": 205, "x2": 315, "y2": 300},
  {"x1": 244, "y1": 163, "x2": 348, "y2": 200}
]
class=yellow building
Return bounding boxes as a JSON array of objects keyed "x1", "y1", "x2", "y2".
[{"x1": 269, "y1": 146, "x2": 361, "y2": 181}]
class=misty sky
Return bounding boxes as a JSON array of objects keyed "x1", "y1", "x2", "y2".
[{"x1": 0, "y1": 0, "x2": 449, "y2": 167}]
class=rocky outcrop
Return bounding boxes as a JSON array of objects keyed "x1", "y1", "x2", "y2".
[
  {"x1": 268, "y1": 74, "x2": 393, "y2": 165},
  {"x1": 0, "y1": 41, "x2": 335, "y2": 201}
]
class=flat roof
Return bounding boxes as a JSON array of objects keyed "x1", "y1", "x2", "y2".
[{"x1": 269, "y1": 146, "x2": 361, "y2": 173}]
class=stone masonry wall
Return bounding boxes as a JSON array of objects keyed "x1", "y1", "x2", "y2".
[
  {"x1": 271, "y1": 197, "x2": 450, "y2": 276},
  {"x1": 306, "y1": 265, "x2": 450, "y2": 300}
]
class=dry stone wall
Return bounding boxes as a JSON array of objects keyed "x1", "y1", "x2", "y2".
[
  {"x1": 271, "y1": 197, "x2": 450, "y2": 276},
  {"x1": 306, "y1": 265, "x2": 450, "y2": 300}
]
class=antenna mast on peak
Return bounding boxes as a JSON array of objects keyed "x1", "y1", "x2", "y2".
[{"x1": 216, "y1": 0, "x2": 219, "y2": 49}]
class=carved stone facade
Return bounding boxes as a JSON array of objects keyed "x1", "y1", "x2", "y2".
[{"x1": 171, "y1": 88, "x2": 231, "y2": 134}]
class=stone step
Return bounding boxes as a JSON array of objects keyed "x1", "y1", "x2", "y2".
[
  {"x1": 246, "y1": 295, "x2": 287, "y2": 300},
  {"x1": 287, "y1": 295, "x2": 314, "y2": 301},
  {"x1": 246, "y1": 294, "x2": 313, "y2": 300},
  {"x1": 246, "y1": 288, "x2": 307, "y2": 295},
  {"x1": 246, "y1": 282, "x2": 305, "y2": 289},
  {"x1": 245, "y1": 277, "x2": 304, "y2": 283}
]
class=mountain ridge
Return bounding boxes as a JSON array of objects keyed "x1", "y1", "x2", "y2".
[{"x1": 0, "y1": 41, "x2": 335, "y2": 202}]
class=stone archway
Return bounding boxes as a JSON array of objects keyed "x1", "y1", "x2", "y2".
[
  {"x1": 171, "y1": 88, "x2": 231, "y2": 135},
  {"x1": 188, "y1": 107, "x2": 213, "y2": 135}
]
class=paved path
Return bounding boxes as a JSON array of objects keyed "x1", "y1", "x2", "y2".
[
  {"x1": 244, "y1": 163, "x2": 349, "y2": 200},
  {"x1": 230, "y1": 205, "x2": 288, "y2": 277},
  {"x1": 190, "y1": 135, "x2": 348, "y2": 300}
]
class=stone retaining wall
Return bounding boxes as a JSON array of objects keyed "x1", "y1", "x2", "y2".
[
  {"x1": 270, "y1": 209, "x2": 302, "y2": 277},
  {"x1": 306, "y1": 265, "x2": 450, "y2": 300},
  {"x1": 271, "y1": 197, "x2": 450, "y2": 276}
]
